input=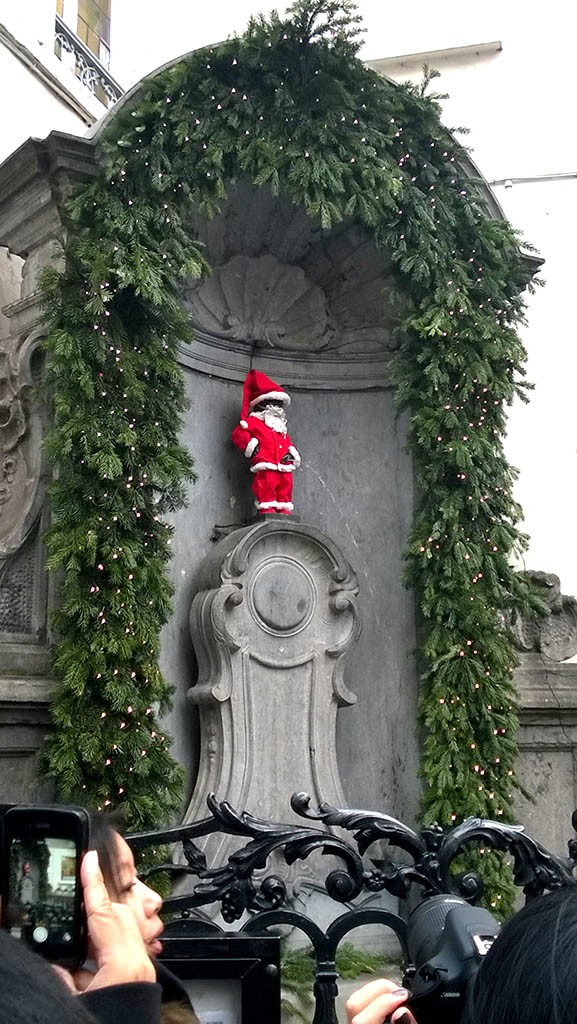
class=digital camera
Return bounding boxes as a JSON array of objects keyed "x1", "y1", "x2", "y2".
[{"x1": 402, "y1": 894, "x2": 500, "y2": 1024}]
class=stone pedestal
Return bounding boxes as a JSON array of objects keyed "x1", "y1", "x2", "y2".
[{"x1": 182, "y1": 518, "x2": 360, "y2": 874}]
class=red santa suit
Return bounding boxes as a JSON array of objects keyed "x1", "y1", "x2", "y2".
[{"x1": 232, "y1": 370, "x2": 301, "y2": 514}]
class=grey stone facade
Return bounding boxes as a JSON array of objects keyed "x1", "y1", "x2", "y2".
[
  {"x1": 0, "y1": 114, "x2": 576, "y2": 868},
  {"x1": 510, "y1": 573, "x2": 577, "y2": 853},
  {"x1": 0, "y1": 133, "x2": 100, "y2": 802}
]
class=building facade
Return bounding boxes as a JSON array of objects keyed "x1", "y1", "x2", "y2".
[{"x1": 1, "y1": 2, "x2": 576, "y2": 862}]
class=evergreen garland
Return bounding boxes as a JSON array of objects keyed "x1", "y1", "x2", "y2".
[{"x1": 41, "y1": 0, "x2": 542, "y2": 898}]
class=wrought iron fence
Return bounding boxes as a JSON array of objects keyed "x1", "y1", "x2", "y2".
[{"x1": 128, "y1": 794, "x2": 577, "y2": 1023}]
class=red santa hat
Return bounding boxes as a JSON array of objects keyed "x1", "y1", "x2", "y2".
[{"x1": 239, "y1": 370, "x2": 290, "y2": 428}]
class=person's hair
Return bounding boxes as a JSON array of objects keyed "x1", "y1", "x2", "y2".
[
  {"x1": 89, "y1": 809, "x2": 127, "y2": 899},
  {"x1": 0, "y1": 928, "x2": 94, "y2": 1023},
  {"x1": 88, "y1": 812, "x2": 200, "y2": 1024},
  {"x1": 463, "y1": 887, "x2": 577, "y2": 1024}
]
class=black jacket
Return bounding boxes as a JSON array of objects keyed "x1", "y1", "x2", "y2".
[
  {"x1": 156, "y1": 962, "x2": 199, "y2": 1024},
  {"x1": 83, "y1": 982, "x2": 162, "y2": 1024}
]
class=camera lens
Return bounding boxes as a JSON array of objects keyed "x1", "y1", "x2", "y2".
[{"x1": 407, "y1": 895, "x2": 468, "y2": 966}]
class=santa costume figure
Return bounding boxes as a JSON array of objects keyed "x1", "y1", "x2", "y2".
[{"x1": 232, "y1": 369, "x2": 301, "y2": 514}]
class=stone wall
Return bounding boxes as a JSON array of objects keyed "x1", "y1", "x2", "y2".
[
  {"x1": 0, "y1": 132, "x2": 99, "y2": 803},
  {"x1": 1, "y1": 129, "x2": 576, "y2": 871},
  {"x1": 515, "y1": 656, "x2": 577, "y2": 857}
]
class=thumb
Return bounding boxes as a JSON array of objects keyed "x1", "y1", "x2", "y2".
[
  {"x1": 80, "y1": 850, "x2": 154, "y2": 988},
  {"x1": 81, "y1": 849, "x2": 110, "y2": 915}
]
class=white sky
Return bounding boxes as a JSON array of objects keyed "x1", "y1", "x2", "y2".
[{"x1": 110, "y1": 0, "x2": 503, "y2": 89}]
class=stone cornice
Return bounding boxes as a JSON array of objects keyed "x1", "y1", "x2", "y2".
[
  {"x1": 516, "y1": 653, "x2": 577, "y2": 721},
  {"x1": 0, "y1": 131, "x2": 98, "y2": 257},
  {"x1": 1, "y1": 293, "x2": 44, "y2": 335},
  {"x1": 178, "y1": 331, "x2": 396, "y2": 390},
  {"x1": 0, "y1": 678, "x2": 53, "y2": 705},
  {"x1": 0, "y1": 20, "x2": 98, "y2": 125}
]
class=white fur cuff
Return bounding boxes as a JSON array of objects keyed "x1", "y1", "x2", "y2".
[{"x1": 288, "y1": 445, "x2": 301, "y2": 467}]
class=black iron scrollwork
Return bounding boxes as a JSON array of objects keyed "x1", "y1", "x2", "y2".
[
  {"x1": 128, "y1": 794, "x2": 577, "y2": 1024},
  {"x1": 54, "y1": 14, "x2": 123, "y2": 105},
  {"x1": 290, "y1": 794, "x2": 577, "y2": 902},
  {"x1": 130, "y1": 792, "x2": 577, "y2": 919},
  {"x1": 130, "y1": 792, "x2": 366, "y2": 922},
  {"x1": 436, "y1": 816, "x2": 577, "y2": 899}
]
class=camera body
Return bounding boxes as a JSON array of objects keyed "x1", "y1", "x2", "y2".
[
  {"x1": 0, "y1": 804, "x2": 90, "y2": 969},
  {"x1": 403, "y1": 894, "x2": 500, "y2": 1024}
]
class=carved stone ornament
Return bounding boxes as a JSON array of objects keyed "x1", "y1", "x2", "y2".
[
  {"x1": 181, "y1": 518, "x2": 360, "y2": 879},
  {"x1": 183, "y1": 253, "x2": 334, "y2": 351},
  {"x1": 509, "y1": 571, "x2": 577, "y2": 662},
  {"x1": 180, "y1": 179, "x2": 399, "y2": 368},
  {"x1": 0, "y1": 331, "x2": 44, "y2": 562}
]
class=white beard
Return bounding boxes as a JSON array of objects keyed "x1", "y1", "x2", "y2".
[{"x1": 253, "y1": 407, "x2": 288, "y2": 435}]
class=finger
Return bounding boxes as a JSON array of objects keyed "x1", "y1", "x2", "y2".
[
  {"x1": 348, "y1": 993, "x2": 410, "y2": 1024},
  {"x1": 69, "y1": 967, "x2": 97, "y2": 992},
  {"x1": 345, "y1": 981, "x2": 410, "y2": 1024},
  {"x1": 81, "y1": 850, "x2": 128, "y2": 969},
  {"x1": 346, "y1": 980, "x2": 407, "y2": 1017},
  {"x1": 391, "y1": 1010, "x2": 417, "y2": 1024},
  {"x1": 81, "y1": 850, "x2": 111, "y2": 918}
]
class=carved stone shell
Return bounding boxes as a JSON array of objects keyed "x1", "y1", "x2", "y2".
[
  {"x1": 184, "y1": 253, "x2": 333, "y2": 351},
  {"x1": 181, "y1": 180, "x2": 398, "y2": 357}
]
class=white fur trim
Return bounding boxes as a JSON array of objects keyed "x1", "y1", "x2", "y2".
[
  {"x1": 251, "y1": 461, "x2": 296, "y2": 473},
  {"x1": 239, "y1": 419, "x2": 248, "y2": 429},
  {"x1": 249, "y1": 389, "x2": 290, "y2": 409},
  {"x1": 288, "y1": 445, "x2": 301, "y2": 467},
  {"x1": 245, "y1": 437, "x2": 259, "y2": 458},
  {"x1": 256, "y1": 500, "x2": 279, "y2": 509},
  {"x1": 276, "y1": 502, "x2": 294, "y2": 510}
]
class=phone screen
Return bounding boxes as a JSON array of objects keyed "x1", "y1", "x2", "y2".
[
  {"x1": 1, "y1": 806, "x2": 88, "y2": 967},
  {"x1": 5, "y1": 836, "x2": 79, "y2": 949}
]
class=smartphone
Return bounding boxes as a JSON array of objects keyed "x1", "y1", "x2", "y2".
[{"x1": 0, "y1": 804, "x2": 89, "y2": 968}]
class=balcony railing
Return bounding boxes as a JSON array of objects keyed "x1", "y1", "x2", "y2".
[{"x1": 54, "y1": 13, "x2": 123, "y2": 108}]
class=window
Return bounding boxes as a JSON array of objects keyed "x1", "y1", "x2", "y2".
[
  {"x1": 77, "y1": 0, "x2": 111, "y2": 69},
  {"x1": 54, "y1": 0, "x2": 120, "y2": 106}
]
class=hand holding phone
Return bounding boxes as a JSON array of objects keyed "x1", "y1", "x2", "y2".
[{"x1": 69, "y1": 849, "x2": 155, "y2": 991}]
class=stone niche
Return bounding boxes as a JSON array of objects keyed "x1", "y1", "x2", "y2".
[
  {"x1": 161, "y1": 177, "x2": 421, "y2": 824},
  {"x1": 1, "y1": 114, "x2": 576, "y2": 866}
]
